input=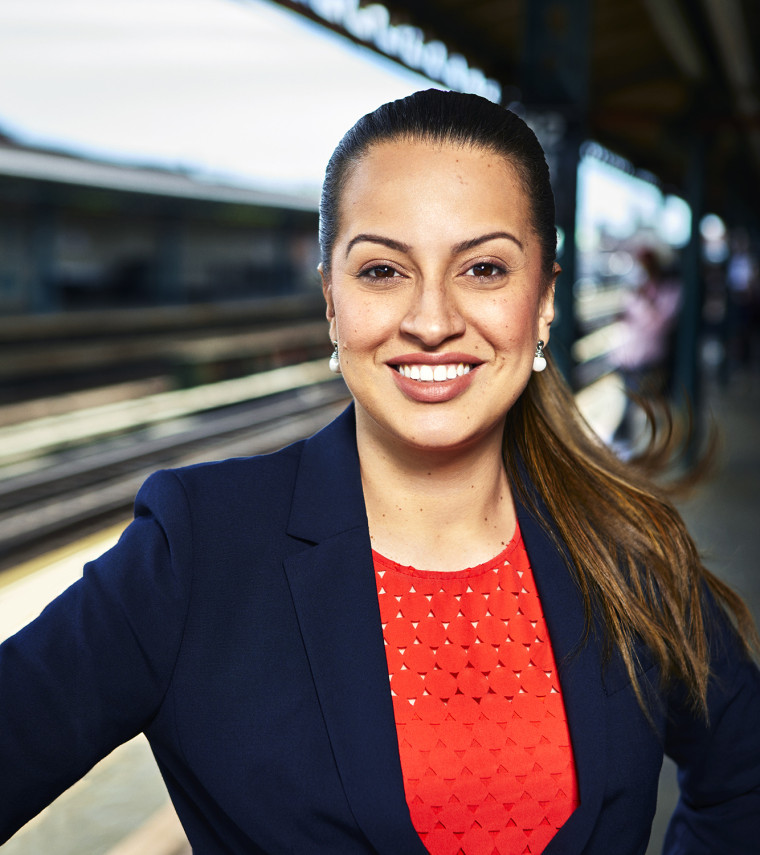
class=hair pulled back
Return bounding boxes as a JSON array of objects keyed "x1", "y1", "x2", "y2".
[
  {"x1": 319, "y1": 89, "x2": 757, "y2": 718},
  {"x1": 319, "y1": 88, "x2": 556, "y2": 279}
]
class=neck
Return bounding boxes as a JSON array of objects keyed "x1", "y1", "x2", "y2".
[{"x1": 357, "y1": 422, "x2": 516, "y2": 572}]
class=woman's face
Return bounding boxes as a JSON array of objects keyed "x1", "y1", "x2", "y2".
[{"x1": 321, "y1": 139, "x2": 556, "y2": 456}]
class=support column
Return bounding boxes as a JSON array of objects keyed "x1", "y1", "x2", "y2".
[
  {"x1": 519, "y1": 0, "x2": 591, "y2": 384},
  {"x1": 550, "y1": 124, "x2": 583, "y2": 382},
  {"x1": 29, "y1": 204, "x2": 59, "y2": 312},
  {"x1": 672, "y1": 134, "x2": 707, "y2": 446},
  {"x1": 153, "y1": 213, "x2": 184, "y2": 304}
]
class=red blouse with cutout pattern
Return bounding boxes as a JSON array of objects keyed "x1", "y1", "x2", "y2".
[{"x1": 373, "y1": 525, "x2": 579, "y2": 855}]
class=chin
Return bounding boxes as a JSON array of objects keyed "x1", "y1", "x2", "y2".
[
  {"x1": 391, "y1": 418, "x2": 500, "y2": 455},
  {"x1": 355, "y1": 396, "x2": 506, "y2": 454}
]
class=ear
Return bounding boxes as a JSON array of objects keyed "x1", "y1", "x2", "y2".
[
  {"x1": 318, "y1": 263, "x2": 338, "y2": 341},
  {"x1": 538, "y1": 264, "x2": 559, "y2": 344}
]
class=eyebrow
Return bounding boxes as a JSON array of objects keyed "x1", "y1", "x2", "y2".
[
  {"x1": 452, "y1": 231, "x2": 524, "y2": 253},
  {"x1": 344, "y1": 230, "x2": 523, "y2": 258},
  {"x1": 344, "y1": 234, "x2": 410, "y2": 257}
]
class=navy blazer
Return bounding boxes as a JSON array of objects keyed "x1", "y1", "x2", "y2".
[{"x1": 1, "y1": 405, "x2": 759, "y2": 853}]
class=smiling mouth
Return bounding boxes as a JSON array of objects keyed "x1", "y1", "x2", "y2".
[{"x1": 395, "y1": 363, "x2": 473, "y2": 381}]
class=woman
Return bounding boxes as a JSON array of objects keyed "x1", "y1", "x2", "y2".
[
  {"x1": 1, "y1": 89, "x2": 758, "y2": 854},
  {"x1": 610, "y1": 247, "x2": 681, "y2": 453}
]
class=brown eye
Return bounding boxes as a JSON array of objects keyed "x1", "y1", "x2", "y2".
[
  {"x1": 469, "y1": 263, "x2": 501, "y2": 277},
  {"x1": 365, "y1": 265, "x2": 399, "y2": 278}
]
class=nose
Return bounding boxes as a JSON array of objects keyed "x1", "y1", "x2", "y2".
[{"x1": 399, "y1": 278, "x2": 466, "y2": 347}]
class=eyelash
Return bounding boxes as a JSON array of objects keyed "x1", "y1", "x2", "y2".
[
  {"x1": 357, "y1": 264, "x2": 403, "y2": 280},
  {"x1": 464, "y1": 262, "x2": 508, "y2": 280},
  {"x1": 356, "y1": 261, "x2": 509, "y2": 282}
]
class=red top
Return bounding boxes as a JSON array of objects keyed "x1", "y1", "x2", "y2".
[{"x1": 373, "y1": 525, "x2": 579, "y2": 855}]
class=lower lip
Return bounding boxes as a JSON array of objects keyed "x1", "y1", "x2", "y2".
[{"x1": 389, "y1": 366, "x2": 478, "y2": 403}]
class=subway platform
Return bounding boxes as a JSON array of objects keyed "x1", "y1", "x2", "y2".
[{"x1": 1, "y1": 367, "x2": 758, "y2": 855}]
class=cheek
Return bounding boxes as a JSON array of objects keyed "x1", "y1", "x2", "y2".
[
  {"x1": 477, "y1": 294, "x2": 542, "y2": 350},
  {"x1": 332, "y1": 291, "x2": 396, "y2": 352}
]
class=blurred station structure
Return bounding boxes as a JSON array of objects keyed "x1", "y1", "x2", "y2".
[
  {"x1": 278, "y1": 0, "x2": 760, "y2": 403},
  {"x1": 0, "y1": 135, "x2": 320, "y2": 314},
  {"x1": 1, "y1": 0, "x2": 758, "y2": 406},
  {"x1": 1, "y1": 1, "x2": 760, "y2": 854}
]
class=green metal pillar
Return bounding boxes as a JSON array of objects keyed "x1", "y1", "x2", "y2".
[
  {"x1": 551, "y1": 130, "x2": 583, "y2": 382},
  {"x1": 153, "y1": 213, "x2": 184, "y2": 304},
  {"x1": 29, "y1": 204, "x2": 59, "y2": 312},
  {"x1": 672, "y1": 134, "x2": 706, "y2": 440},
  {"x1": 519, "y1": 0, "x2": 591, "y2": 384}
]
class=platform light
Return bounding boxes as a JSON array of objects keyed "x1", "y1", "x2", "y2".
[
  {"x1": 700, "y1": 213, "x2": 729, "y2": 263},
  {"x1": 700, "y1": 213, "x2": 727, "y2": 242},
  {"x1": 556, "y1": 225, "x2": 566, "y2": 259},
  {"x1": 291, "y1": 0, "x2": 501, "y2": 102},
  {"x1": 577, "y1": 153, "x2": 663, "y2": 242},
  {"x1": 660, "y1": 195, "x2": 691, "y2": 248}
]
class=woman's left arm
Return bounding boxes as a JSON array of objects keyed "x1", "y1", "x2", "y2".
[{"x1": 663, "y1": 595, "x2": 760, "y2": 853}]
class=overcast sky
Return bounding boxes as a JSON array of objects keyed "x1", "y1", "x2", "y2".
[
  {"x1": 0, "y1": 0, "x2": 435, "y2": 196},
  {"x1": 0, "y1": 0, "x2": 690, "y2": 243}
]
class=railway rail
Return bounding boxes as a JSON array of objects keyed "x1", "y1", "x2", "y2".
[
  {"x1": 0, "y1": 373, "x2": 349, "y2": 570},
  {"x1": 0, "y1": 292, "x2": 328, "y2": 403}
]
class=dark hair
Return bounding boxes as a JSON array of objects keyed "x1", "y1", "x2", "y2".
[
  {"x1": 319, "y1": 89, "x2": 759, "y2": 717},
  {"x1": 319, "y1": 88, "x2": 557, "y2": 279}
]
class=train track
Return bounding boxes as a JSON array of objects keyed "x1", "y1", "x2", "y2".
[
  {"x1": 0, "y1": 293, "x2": 328, "y2": 404},
  {"x1": 0, "y1": 379, "x2": 349, "y2": 569}
]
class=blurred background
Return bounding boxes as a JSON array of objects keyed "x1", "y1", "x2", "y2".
[{"x1": 0, "y1": 1, "x2": 758, "y2": 853}]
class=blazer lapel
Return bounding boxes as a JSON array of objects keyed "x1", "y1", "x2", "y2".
[
  {"x1": 284, "y1": 406, "x2": 427, "y2": 855},
  {"x1": 283, "y1": 408, "x2": 607, "y2": 854},
  {"x1": 516, "y1": 498, "x2": 607, "y2": 855}
]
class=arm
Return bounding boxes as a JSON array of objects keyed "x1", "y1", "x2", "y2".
[
  {"x1": 0, "y1": 470, "x2": 192, "y2": 842},
  {"x1": 663, "y1": 597, "x2": 760, "y2": 854}
]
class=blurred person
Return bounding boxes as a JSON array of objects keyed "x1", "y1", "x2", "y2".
[
  {"x1": 610, "y1": 247, "x2": 681, "y2": 453},
  {"x1": 1, "y1": 90, "x2": 759, "y2": 855},
  {"x1": 725, "y1": 230, "x2": 759, "y2": 373}
]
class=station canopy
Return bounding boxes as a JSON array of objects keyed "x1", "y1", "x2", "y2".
[{"x1": 274, "y1": 0, "x2": 760, "y2": 225}]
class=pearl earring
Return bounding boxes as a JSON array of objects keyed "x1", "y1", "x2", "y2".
[
  {"x1": 329, "y1": 341, "x2": 341, "y2": 374},
  {"x1": 533, "y1": 340, "x2": 547, "y2": 372}
]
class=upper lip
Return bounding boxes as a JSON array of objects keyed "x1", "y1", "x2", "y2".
[{"x1": 386, "y1": 352, "x2": 484, "y2": 366}]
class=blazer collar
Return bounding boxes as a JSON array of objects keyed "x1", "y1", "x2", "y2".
[
  {"x1": 284, "y1": 404, "x2": 428, "y2": 854},
  {"x1": 286, "y1": 404, "x2": 368, "y2": 544},
  {"x1": 284, "y1": 406, "x2": 607, "y2": 855}
]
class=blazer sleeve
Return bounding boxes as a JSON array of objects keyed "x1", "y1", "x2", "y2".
[
  {"x1": 663, "y1": 591, "x2": 760, "y2": 853},
  {"x1": 0, "y1": 470, "x2": 193, "y2": 842}
]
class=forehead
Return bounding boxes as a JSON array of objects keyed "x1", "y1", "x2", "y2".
[
  {"x1": 335, "y1": 139, "x2": 533, "y2": 245},
  {"x1": 345, "y1": 138, "x2": 521, "y2": 195}
]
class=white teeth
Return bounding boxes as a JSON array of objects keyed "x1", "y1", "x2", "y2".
[{"x1": 396, "y1": 363, "x2": 473, "y2": 381}]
